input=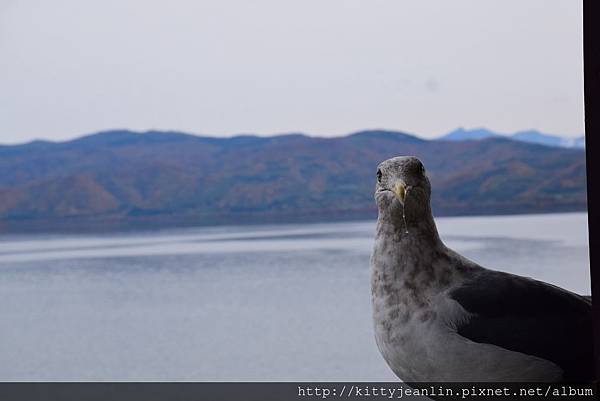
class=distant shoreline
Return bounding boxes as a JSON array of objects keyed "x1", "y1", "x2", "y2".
[
  {"x1": 1, "y1": 130, "x2": 587, "y2": 235},
  {"x1": 0, "y1": 208, "x2": 588, "y2": 237}
]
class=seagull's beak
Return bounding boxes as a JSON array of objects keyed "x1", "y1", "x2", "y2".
[{"x1": 392, "y1": 181, "x2": 406, "y2": 203}]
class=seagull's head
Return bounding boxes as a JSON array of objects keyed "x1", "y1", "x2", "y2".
[{"x1": 374, "y1": 156, "x2": 431, "y2": 218}]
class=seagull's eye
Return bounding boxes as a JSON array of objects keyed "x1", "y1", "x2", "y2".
[
  {"x1": 419, "y1": 163, "x2": 425, "y2": 175},
  {"x1": 376, "y1": 169, "x2": 382, "y2": 183}
]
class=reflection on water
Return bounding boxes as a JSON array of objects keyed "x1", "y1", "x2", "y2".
[{"x1": 0, "y1": 213, "x2": 590, "y2": 380}]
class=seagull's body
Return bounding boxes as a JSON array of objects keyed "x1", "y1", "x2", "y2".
[{"x1": 370, "y1": 156, "x2": 593, "y2": 382}]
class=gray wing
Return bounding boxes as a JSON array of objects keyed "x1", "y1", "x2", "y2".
[{"x1": 449, "y1": 270, "x2": 593, "y2": 382}]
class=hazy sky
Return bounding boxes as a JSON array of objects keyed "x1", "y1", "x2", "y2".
[{"x1": 1, "y1": 0, "x2": 583, "y2": 144}]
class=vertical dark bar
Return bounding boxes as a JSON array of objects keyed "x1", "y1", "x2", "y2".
[{"x1": 583, "y1": 0, "x2": 600, "y2": 382}]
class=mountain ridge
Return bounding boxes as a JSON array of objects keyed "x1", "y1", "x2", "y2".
[
  {"x1": 0, "y1": 129, "x2": 587, "y2": 233},
  {"x1": 440, "y1": 127, "x2": 585, "y2": 148}
]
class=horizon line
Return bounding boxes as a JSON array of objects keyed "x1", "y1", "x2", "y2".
[{"x1": 0, "y1": 126, "x2": 586, "y2": 147}]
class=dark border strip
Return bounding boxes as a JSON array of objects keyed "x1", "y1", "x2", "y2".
[
  {"x1": 0, "y1": 383, "x2": 595, "y2": 401},
  {"x1": 584, "y1": 0, "x2": 600, "y2": 383}
]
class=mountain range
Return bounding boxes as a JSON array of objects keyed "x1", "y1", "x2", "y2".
[
  {"x1": 440, "y1": 127, "x2": 585, "y2": 148},
  {"x1": 0, "y1": 129, "x2": 587, "y2": 233}
]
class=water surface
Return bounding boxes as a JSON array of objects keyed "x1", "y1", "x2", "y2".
[{"x1": 0, "y1": 213, "x2": 590, "y2": 380}]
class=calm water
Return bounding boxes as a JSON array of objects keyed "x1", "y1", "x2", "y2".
[{"x1": 0, "y1": 213, "x2": 590, "y2": 381}]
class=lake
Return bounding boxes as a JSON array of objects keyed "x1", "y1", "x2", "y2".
[{"x1": 0, "y1": 212, "x2": 590, "y2": 381}]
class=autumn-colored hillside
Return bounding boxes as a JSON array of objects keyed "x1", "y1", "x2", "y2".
[{"x1": 0, "y1": 130, "x2": 587, "y2": 233}]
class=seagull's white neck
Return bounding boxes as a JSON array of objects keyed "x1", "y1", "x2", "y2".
[
  {"x1": 375, "y1": 202, "x2": 441, "y2": 248},
  {"x1": 371, "y1": 201, "x2": 444, "y2": 295}
]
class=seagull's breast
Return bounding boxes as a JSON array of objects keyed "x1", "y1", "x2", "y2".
[
  {"x1": 372, "y1": 289, "x2": 562, "y2": 381},
  {"x1": 370, "y1": 237, "x2": 562, "y2": 382}
]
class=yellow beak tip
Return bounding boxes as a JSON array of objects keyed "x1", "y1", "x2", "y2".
[{"x1": 393, "y1": 183, "x2": 406, "y2": 202}]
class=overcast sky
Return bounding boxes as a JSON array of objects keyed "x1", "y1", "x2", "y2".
[{"x1": 0, "y1": 0, "x2": 583, "y2": 144}]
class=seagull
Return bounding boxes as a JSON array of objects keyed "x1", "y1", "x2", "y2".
[{"x1": 370, "y1": 156, "x2": 593, "y2": 382}]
